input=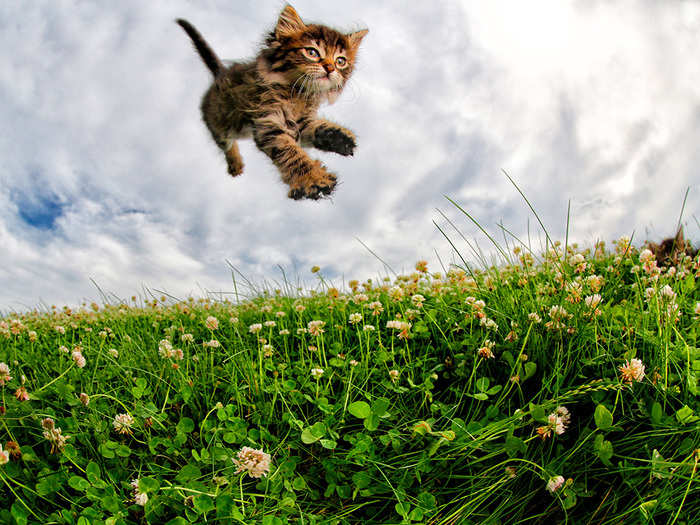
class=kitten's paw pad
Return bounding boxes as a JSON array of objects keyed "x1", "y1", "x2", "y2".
[{"x1": 314, "y1": 127, "x2": 356, "y2": 156}]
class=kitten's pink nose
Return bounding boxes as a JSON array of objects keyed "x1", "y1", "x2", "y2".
[{"x1": 322, "y1": 61, "x2": 335, "y2": 74}]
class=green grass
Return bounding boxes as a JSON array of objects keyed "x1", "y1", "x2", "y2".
[{"x1": 0, "y1": 233, "x2": 699, "y2": 524}]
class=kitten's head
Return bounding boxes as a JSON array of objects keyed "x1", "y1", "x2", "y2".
[{"x1": 259, "y1": 4, "x2": 368, "y2": 102}]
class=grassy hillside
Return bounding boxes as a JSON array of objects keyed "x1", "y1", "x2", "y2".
[{"x1": 0, "y1": 237, "x2": 698, "y2": 524}]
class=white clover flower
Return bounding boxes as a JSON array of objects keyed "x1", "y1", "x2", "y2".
[
  {"x1": 386, "y1": 320, "x2": 412, "y2": 339},
  {"x1": 42, "y1": 418, "x2": 69, "y2": 453},
  {"x1": 555, "y1": 406, "x2": 571, "y2": 425},
  {"x1": 134, "y1": 490, "x2": 148, "y2": 506},
  {"x1": 586, "y1": 274, "x2": 605, "y2": 292},
  {"x1": 659, "y1": 285, "x2": 676, "y2": 302},
  {"x1": 639, "y1": 249, "x2": 655, "y2": 264},
  {"x1": 388, "y1": 286, "x2": 404, "y2": 300},
  {"x1": 665, "y1": 302, "x2": 681, "y2": 323},
  {"x1": 477, "y1": 339, "x2": 495, "y2": 359},
  {"x1": 404, "y1": 309, "x2": 420, "y2": 320},
  {"x1": 349, "y1": 313, "x2": 363, "y2": 325},
  {"x1": 545, "y1": 305, "x2": 571, "y2": 331},
  {"x1": 528, "y1": 312, "x2": 542, "y2": 324},
  {"x1": 547, "y1": 406, "x2": 570, "y2": 435},
  {"x1": 619, "y1": 358, "x2": 645, "y2": 383},
  {"x1": 310, "y1": 368, "x2": 324, "y2": 379},
  {"x1": 411, "y1": 294, "x2": 425, "y2": 308},
  {"x1": 568, "y1": 253, "x2": 585, "y2": 266},
  {"x1": 367, "y1": 301, "x2": 384, "y2": 315},
  {"x1": 547, "y1": 475, "x2": 565, "y2": 493},
  {"x1": 353, "y1": 293, "x2": 369, "y2": 304},
  {"x1": 113, "y1": 413, "x2": 135, "y2": 435},
  {"x1": 480, "y1": 317, "x2": 498, "y2": 331},
  {"x1": 584, "y1": 294, "x2": 602, "y2": 309},
  {"x1": 307, "y1": 320, "x2": 326, "y2": 336},
  {"x1": 248, "y1": 323, "x2": 263, "y2": 334},
  {"x1": 549, "y1": 305, "x2": 570, "y2": 320},
  {"x1": 386, "y1": 320, "x2": 410, "y2": 331},
  {"x1": 158, "y1": 339, "x2": 174, "y2": 358},
  {"x1": 130, "y1": 479, "x2": 149, "y2": 506},
  {"x1": 72, "y1": 351, "x2": 86, "y2": 369},
  {"x1": 0, "y1": 362, "x2": 12, "y2": 386},
  {"x1": 233, "y1": 446, "x2": 271, "y2": 479}
]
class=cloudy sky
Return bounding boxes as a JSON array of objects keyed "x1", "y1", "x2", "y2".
[{"x1": 1, "y1": 0, "x2": 699, "y2": 311}]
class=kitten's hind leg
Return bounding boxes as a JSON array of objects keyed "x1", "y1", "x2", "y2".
[
  {"x1": 300, "y1": 119, "x2": 356, "y2": 156},
  {"x1": 224, "y1": 139, "x2": 244, "y2": 176}
]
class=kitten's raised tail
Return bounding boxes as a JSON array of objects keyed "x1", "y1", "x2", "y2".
[{"x1": 176, "y1": 19, "x2": 224, "y2": 76}]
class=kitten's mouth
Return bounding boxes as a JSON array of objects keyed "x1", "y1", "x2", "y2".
[{"x1": 315, "y1": 74, "x2": 342, "y2": 92}]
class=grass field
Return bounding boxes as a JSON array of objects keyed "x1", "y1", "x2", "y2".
[{"x1": 0, "y1": 230, "x2": 699, "y2": 524}]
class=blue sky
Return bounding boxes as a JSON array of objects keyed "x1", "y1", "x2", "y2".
[{"x1": 1, "y1": 0, "x2": 699, "y2": 310}]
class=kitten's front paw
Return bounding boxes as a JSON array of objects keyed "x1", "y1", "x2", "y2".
[
  {"x1": 287, "y1": 163, "x2": 337, "y2": 200},
  {"x1": 314, "y1": 127, "x2": 356, "y2": 156}
]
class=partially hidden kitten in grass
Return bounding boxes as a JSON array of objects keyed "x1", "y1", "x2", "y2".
[
  {"x1": 646, "y1": 227, "x2": 698, "y2": 266},
  {"x1": 177, "y1": 4, "x2": 368, "y2": 200}
]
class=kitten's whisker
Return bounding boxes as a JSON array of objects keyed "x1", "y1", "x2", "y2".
[
  {"x1": 290, "y1": 75, "x2": 305, "y2": 96},
  {"x1": 298, "y1": 74, "x2": 307, "y2": 96},
  {"x1": 302, "y1": 74, "x2": 313, "y2": 99},
  {"x1": 304, "y1": 77, "x2": 313, "y2": 100},
  {"x1": 299, "y1": 73, "x2": 311, "y2": 98}
]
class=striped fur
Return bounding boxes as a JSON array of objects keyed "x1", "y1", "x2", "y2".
[{"x1": 177, "y1": 4, "x2": 368, "y2": 200}]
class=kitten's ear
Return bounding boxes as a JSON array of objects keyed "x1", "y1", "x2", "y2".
[
  {"x1": 276, "y1": 4, "x2": 306, "y2": 38},
  {"x1": 675, "y1": 227, "x2": 685, "y2": 245},
  {"x1": 347, "y1": 28, "x2": 369, "y2": 48}
]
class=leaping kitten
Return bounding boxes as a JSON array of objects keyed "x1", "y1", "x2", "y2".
[{"x1": 177, "y1": 4, "x2": 368, "y2": 200}]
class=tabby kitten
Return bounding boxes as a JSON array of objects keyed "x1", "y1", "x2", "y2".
[
  {"x1": 646, "y1": 227, "x2": 698, "y2": 266},
  {"x1": 177, "y1": 5, "x2": 368, "y2": 200}
]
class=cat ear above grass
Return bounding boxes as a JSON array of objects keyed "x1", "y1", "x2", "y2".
[
  {"x1": 347, "y1": 29, "x2": 369, "y2": 48},
  {"x1": 276, "y1": 4, "x2": 306, "y2": 38}
]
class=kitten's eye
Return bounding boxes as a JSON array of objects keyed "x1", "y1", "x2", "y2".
[
  {"x1": 305, "y1": 47, "x2": 320, "y2": 59},
  {"x1": 335, "y1": 56, "x2": 347, "y2": 67}
]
